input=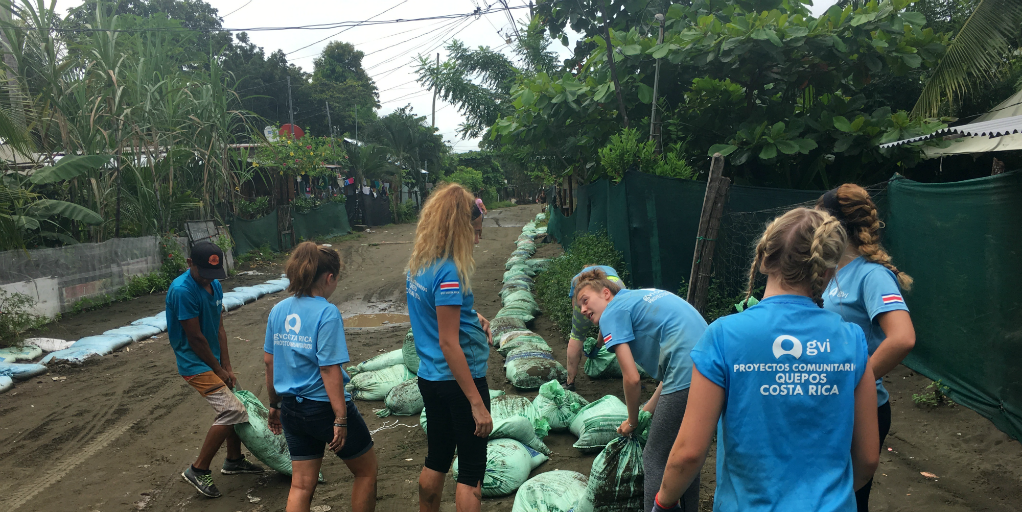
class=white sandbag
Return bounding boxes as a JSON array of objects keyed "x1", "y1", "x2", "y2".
[
  {"x1": 346, "y1": 348, "x2": 404, "y2": 376},
  {"x1": 452, "y1": 438, "x2": 548, "y2": 497},
  {"x1": 375, "y1": 378, "x2": 423, "y2": 417},
  {"x1": 0, "y1": 345, "x2": 43, "y2": 362},
  {"x1": 230, "y1": 286, "x2": 261, "y2": 302},
  {"x1": 0, "y1": 362, "x2": 48, "y2": 380},
  {"x1": 0, "y1": 376, "x2": 12, "y2": 393},
  {"x1": 41, "y1": 346, "x2": 103, "y2": 364},
  {"x1": 346, "y1": 364, "x2": 415, "y2": 401},
  {"x1": 103, "y1": 325, "x2": 162, "y2": 341},
  {"x1": 511, "y1": 470, "x2": 589, "y2": 512},
  {"x1": 23, "y1": 338, "x2": 75, "y2": 353},
  {"x1": 221, "y1": 293, "x2": 246, "y2": 311},
  {"x1": 252, "y1": 283, "x2": 285, "y2": 295},
  {"x1": 266, "y1": 278, "x2": 289, "y2": 288},
  {"x1": 41, "y1": 334, "x2": 134, "y2": 363},
  {"x1": 131, "y1": 315, "x2": 168, "y2": 331},
  {"x1": 569, "y1": 395, "x2": 629, "y2": 452}
]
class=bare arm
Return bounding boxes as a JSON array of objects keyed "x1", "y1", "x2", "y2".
[
  {"x1": 264, "y1": 352, "x2": 282, "y2": 435},
  {"x1": 869, "y1": 310, "x2": 915, "y2": 380},
  {"x1": 656, "y1": 369, "x2": 723, "y2": 505},
  {"x1": 852, "y1": 364, "x2": 880, "y2": 490},
  {"x1": 611, "y1": 344, "x2": 642, "y2": 433},
  {"x1": 438, "y1": 305, "x2": 492, "y2": 437},
  {"x1": 181, "y1": 317, "x2": 231, "y2": 385},
  {"x1": 216, "y1": 318, "x2": 236, "y2": 387},
  {"x1": 320, "y1": 364, "x2": 349, "y2": 453},
  {"x1": 643, "y1": 382, "x2": 664, "y2": 414}
]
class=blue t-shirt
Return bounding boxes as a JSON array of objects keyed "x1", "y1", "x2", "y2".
[
  {"x1": 598, "y1": 289, "x2": 707, "y2": 395},
  {"x1": 264, "y1": 296, "x2": 351, "y2": 402},
  {"x1": 690, "y1": 295, "x2": 868, "y2": 512},
  {"x1": 166, "y1": 271, "x2": 224, "y2": 376},
  {"x1": 407, "y1": 260, "x2": 489, "y2": 381},
  {"x1": 823, "y1": 256, "x2": 909, "y2": 407}
]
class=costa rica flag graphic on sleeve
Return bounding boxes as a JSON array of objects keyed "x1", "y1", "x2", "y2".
[
  {"x1": 439, "y1": 281, "x2": 460, "y2": 293},
  {"x1": 881, "y1": 293, "x2": 904, "y2": 305},
  {"x1": 603, "y1": 333, "x2": 612, "y2": 344}
]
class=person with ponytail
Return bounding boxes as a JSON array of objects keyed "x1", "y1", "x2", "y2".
[
  {"x1": 818, "y1": 184, "x2": 916, "y2": 511},
  {"x1": 573, "y1": 270, "x2": 707, "y2": 512},
  {"x1": 406, "y1": 182, "x2": 493, "y2": 512},
  {"x1": 652, "y1": 208, "x2": 879, "y2": 512},
  {"x1": 264, "y1": 242, "x2": 378, "y2": 512}
]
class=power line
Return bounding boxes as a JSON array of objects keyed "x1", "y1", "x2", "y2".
[
  {"x1": 222, "y1": 0, "x2": 253, "y2": 18},
  {"x1": 288, "y1": 16, "x2": 457, "y2": 62},
  {"x1": 285, "y1": 0, "x2": 408, "y2": 55}
]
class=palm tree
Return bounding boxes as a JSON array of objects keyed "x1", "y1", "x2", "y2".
[{"x1": 911, "y1": 0, "x2": 1022, "y2": 118}]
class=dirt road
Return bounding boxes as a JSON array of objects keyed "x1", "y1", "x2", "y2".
[{"x1": 0, "y1": 205, "x2": 1018, "y2": 512}]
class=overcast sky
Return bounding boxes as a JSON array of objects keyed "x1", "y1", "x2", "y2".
[{"x1": 51, "y1": 0, "x2": 837, "y2": 153}]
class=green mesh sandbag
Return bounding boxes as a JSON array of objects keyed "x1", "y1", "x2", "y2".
[
  {"x1": 491, "y1": 415, "x2": 551, "y2": 455},
  {"x1": 504, "y1": 342, "x2": 552, "y2": 360},
  {"x1": 490, "y1": 394, "x2": 550, "y2": 438},
  {"x1": 533, "y1": 380, "x2": 589, "y2": 431},
  {"x1": 452, "y1": 439, "x2": 548, "y2": 497},
  {"x1": 506, "y1": 353, "x2": 567, "y2": 391},
  {"x1": 582, "y1": 337, "x2": 652, "y2": 380},
  {"x1": 346, "y1": 364, "x2": 415, "y2": 401},
  {"x1": 346, "y1": 348, "x2": 404, "y2": 376},
  {"x1": 525, "y1": 258, "x2": 552, "y2": 274},
  {"x1": 506, "y1": 256, "x2": 528, "y2": 270},
  {"x1": 233, "y1": 390, "x2": 323, "y2": 481},
  {"x1": 511, "y1": 470, "x2": 588, "y2": 512},
  {"x1": 495, "y1": 306, "x2": 535, "y2": 323},
  {"x1": 573, "y1": 412, "x2": 653, "y2": 512},
  {"x1": 499, "y1": 332, "x2": 550, "y2": 356},
  {"x1": 569, "y1": 395, "x2": 628, "y2": 452},
  {"x1": 402, "y1": 328, "x2": 420, "y2": 373},
  {"x1": 376, "y1": 378, "x2": 423, "y2": 417},
  {"x1": 502, "y1": 290, "x2": 536, "y2": 307},
  {"x1": 491, "y1": 317, "x2": 528, "y2": 340}
]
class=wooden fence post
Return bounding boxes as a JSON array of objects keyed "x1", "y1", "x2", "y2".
[{"x1": 686, "y1": 153, "x2": 731, "y2": 316}]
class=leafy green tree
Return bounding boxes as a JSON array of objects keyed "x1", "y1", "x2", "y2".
[
  {"x1": 444, "y1": 166, "x2": 484, "y2": 193},
  {"x1": 311, "y1": 41, "x2": 380, "y2": 136}
]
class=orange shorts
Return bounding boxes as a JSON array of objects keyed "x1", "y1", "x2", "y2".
[{"x1": 183, "y1": 371, "x2": 248, "y2": 425}]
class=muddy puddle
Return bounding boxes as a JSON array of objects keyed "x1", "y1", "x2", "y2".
[{"x1": 344, "y1": 313, "x2": 410, "y2": 328}]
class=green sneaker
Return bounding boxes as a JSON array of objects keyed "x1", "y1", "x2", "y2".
[
  {"x1": 221, "y1": 456, "x2": 264, "y2": 475},
  {"x1": 182, "y1": 465, "x2": 221, "y2": 498}
]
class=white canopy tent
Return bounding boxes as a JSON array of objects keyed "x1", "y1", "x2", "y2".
[{"x1": 879, "y1": 90, "x2": 1022, "y2": 156}]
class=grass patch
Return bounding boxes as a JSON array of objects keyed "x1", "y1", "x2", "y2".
[
  {"x1": 678, "y1": 278, "x2": 763, "y2": 322},
  {"x1": 235, "y1": 243, "x2": 277, "y2": 268},
  {"x1": 0, "y1": 289, "x2": 46, "y2": 348},
  {"x1": 535, "y1": 231, "x2": 626, "y2": 338},
  {"x1": 490, "y1": 201, "x2": 516, "y2": 209}
]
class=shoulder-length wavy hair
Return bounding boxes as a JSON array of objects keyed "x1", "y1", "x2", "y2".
[{"x1": 407, "y1": 182, "x2": 476, "y2": 292}]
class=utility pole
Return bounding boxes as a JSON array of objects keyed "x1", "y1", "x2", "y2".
[
  {"x1": 287, "y1": 76, "x2": 295, "y2": 138},
  {"x1": 325, "y1": 101, "x2": 332, "y2": 137},
  {"x1": 354, "y1": 105, "x2": 358, "y2": 142},
  {"x1": 0, "y1": 5, "x2": 24, "y2": 130},
  {"x1": 649, "y1": 13, "x2": 665, "y2": 153},
  {"x1": 431, "y1": 53, "x2": 439, "y2": 128},
  {"x1": 604, "y1": 22, "x2": 629, "y2": 128}
]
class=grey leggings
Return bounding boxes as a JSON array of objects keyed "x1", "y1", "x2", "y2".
[{"x1": 644, "y1": 388, "x2": 700, "y2": 512}]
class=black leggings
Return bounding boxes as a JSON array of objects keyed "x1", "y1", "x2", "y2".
[
  {"x1": 856, "y1": 401, "x2": 892, "y2": 511},
  {"x1": 418, "y1": 376, "x2": 491, "y2": 487}
]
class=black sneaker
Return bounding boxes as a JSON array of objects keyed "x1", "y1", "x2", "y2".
[
  {"x1": 564, "y1": 382, "x2": 576, "y2": 392},
  {"x1": 182, "y1": 465, "x2": 221, "y2": 498},
  {"x1": 221, "y1": 456, "x2": 264, "y2": 475}
]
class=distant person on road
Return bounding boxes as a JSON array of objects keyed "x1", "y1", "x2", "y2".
[
  {"x1": 653, "y1": 208, "x2": 879, "y2": 512},
  {"x1": 406, "y1": 182, "x2": 494, "y2": 512},
  {"x1": 264, "y1": 242, "x2": 378, "y2": 512},
  {"x1": 574, "y1": 270, "x2": 708, "y2": 512},
  {"x1": 818, "y1": 185, "x2": 915, "y2": 512},
  {"x1": 564, "y1": 264, "x2": 625, "y2": 392},
  {"x1": 473, "y1": 195, "x2": 487, "y2": 243},
  {"x1": 167, "y1": 241, "x2": 263, "y2": 499}
]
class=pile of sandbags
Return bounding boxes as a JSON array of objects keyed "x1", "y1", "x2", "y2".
[{"x1": 345, "y1": 363, "x2": 415, "y2": 401}]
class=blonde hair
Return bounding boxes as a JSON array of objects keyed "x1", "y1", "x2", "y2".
[
  {"x1": 407, "y1": 182, "x2": 476, "y2": 292},
  {"x1": 572, "y1": 268, "x2": 624, "y2": 302},
  {"x1": 746, "y1": 208, "x2": 847, "y2": 307},
  {"x1": 285, "y1": 241, "x2": 342, "y2": 297},
  {"x1": 817, "y1": 184, "x2": 913, "y2": 290}
]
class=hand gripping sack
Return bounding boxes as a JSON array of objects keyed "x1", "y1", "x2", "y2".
[
  {"x1": 402, "y1": 328, "x2": 420, "y2": 373},
  {"x1": 376, "y1": 378, "x2": 423, "y2": 417},
  {"x1": 490, "y1": 394, "x2": 550, "y2": 438},
  {"x1": 533, "y1": 380, "x2": 589, "y2": 431},
  {"x1": 582, "y1": 337, "x2": 653, "y2": 380},
  {"x1": 573, "y1": 412, "x2": 653, "y2": 512},
  {"x1": 506, "y1": 353, "x2": 567, "y2": 390},
  {"x1": 452, "y1": 438, "x2": 548, "y2": 497},
  {"x1": 511, "y1": 470, "x2": 588, "y2": 512},
  {"x1": 568, "y1": 395, "x2": 628, "y2": 452},
  {"x1": 346, "y1": 349, "x2": 404, "y2": 376},
  {"x1": 346, "y1": 364, "x2": 415, "y2": 401},
  {"x1": 232, "y1": 390, "x2": 323, "y2": 481}
]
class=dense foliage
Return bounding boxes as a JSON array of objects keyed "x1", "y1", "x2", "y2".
[{"x1": 535, "y1": 232, "x2": 627, "y2": 337}]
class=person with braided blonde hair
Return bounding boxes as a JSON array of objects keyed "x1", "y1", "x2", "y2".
[
  {"x1": 817, "y1": 184, "x2": 916, "y2": 512},
  {"x1": 653, "y1": 208, "x2": 879, "y2": 512}
]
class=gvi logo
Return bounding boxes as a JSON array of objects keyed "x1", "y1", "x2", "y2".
[
  {"x1": 285, "y1": 314, "x2": 302, "y2": 334},
  {"x1": 772, "y1": 335, "x2": 803, "y2": 359}
]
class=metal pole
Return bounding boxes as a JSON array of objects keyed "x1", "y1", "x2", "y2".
[
  {"x1": 325, "y1": 101, "x2": 332, "y2": 137},
  {"x1": 287, "y1": 76, "x2": 295, "y2": 138},
  {"x1": 354, "y1": 105, "x2": 358, "y2": 142},
  {"x1": 431, "y1": 53, "x2": 439, "y2": 128},
  {"x1": 649, "y1": 13, "x2": 665, "y2": 152}
]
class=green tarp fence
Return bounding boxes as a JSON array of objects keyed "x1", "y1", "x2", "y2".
[
  {"x1": 884, "y1": 172, "x2": 1021, "y2": 440},
  {"x1": 231, "y1": 202, "x2": 352, "y2": 256},
  {"x1": 548, "y1": 171, "x2": 1021, "y2": 439}
]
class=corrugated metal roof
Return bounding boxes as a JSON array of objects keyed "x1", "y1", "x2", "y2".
[{"x1": 880, "y1": 115, "x2": 1022, "y2": 148}]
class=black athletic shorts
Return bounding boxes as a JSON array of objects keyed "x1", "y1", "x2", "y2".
[
  {"x1": 280, "y1": 397, "x2": 374, "y2": 461},
  {"x1": 418, "y1": 376, "x2": 490, "y2": 486}
]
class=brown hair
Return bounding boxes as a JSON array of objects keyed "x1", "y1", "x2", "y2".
[
  {"x1": 285, "y1": 241, "x2": 342, "y2": 297},
  {"x1": 407, "y1": 182, "x2": 476, "y2": 293},
  {"x1": 817, "y1": 184, "x2": 913, "y2": 290},
  {"x1": 573, "y1": 268, "x2": 624, "y2": 302},
  {"x1": 746, "y1": 208, "x2": 847, "y2": 307}
]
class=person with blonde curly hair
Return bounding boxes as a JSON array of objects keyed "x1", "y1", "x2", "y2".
[
  {"x1": 653, "y1": 208, "x2": 879, "y2": 512},
  {"x1": 817, "y1": 184, "x2": 916, "y2": 512},
  {"x1": 406, "y1": 182, "x2": 493, "y2": 512}
]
